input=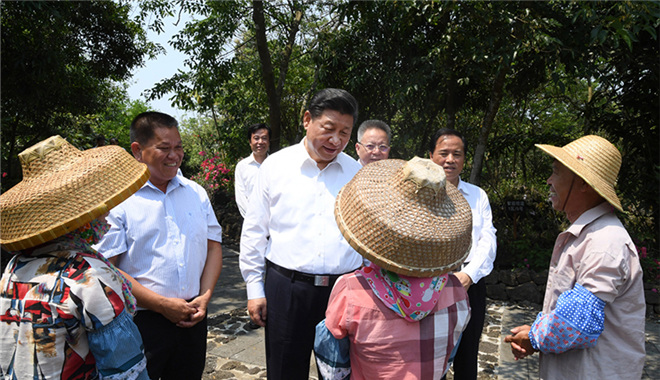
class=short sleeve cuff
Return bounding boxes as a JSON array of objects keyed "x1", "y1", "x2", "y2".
[{"x1": 87, "y1": 310, "x2": 149, "y2": 380}]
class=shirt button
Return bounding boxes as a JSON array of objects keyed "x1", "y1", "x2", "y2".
[{"x1": 179, "y1": 263, "x2": 184, "y2": 267}]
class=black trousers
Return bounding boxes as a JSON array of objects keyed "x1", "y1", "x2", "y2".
[
  {"x1": 133, "y1": 309, "x2": 208, "y2": 380},
  {"x1": 445, "y1": 278, "x2": 487, "y2": 380},
  {"x1": 264, "y1": 263, "x2": 337, "y2": 380}
]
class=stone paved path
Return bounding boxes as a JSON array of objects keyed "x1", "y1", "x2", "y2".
[
  {"x1": 202, "y1": 301, "x2": 660, "y2": 379},
  {"x1": 200, "y1": 246, "x2": 660, "y2": 379},
  {"x1": 201, "y1": 300, "x2": 507, "y2": 380}
]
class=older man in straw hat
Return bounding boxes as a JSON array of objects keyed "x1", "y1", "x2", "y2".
[
  {"x1": 0, "y1": 136, "x2": 149, "y2": 379},
  {"x1": 505, "y1": 135, "x2": 645, "y2": 379},
  {"x1": 314, "y1": 157, "x2": 473, "y2": 379}
]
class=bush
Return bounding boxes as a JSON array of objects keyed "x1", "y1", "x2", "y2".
[{"x1": 190, "y1": 152, "x2": 234, "y2": 207}]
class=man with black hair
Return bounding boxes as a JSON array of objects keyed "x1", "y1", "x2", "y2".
[
  {"x1": 95, "y1": 111, "x2": 223, "y2": 380},
  {"x1": 429, "y1": 128, "x2": 497, "y2": 380},
  {"x1": 235, "y1": 123, "x2": 271, "y2": 217},
  {"x1": 240, "y1": 88, "x2": 363, "y2": 379}
]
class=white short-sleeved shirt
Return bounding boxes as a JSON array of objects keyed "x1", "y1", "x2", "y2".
[{"x1": 95, "y1": 175, "x2": 222, "y2": 302}]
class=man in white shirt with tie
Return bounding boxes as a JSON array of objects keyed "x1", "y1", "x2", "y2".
[
  {"x1": 234, "y1": 123, "x2": 270, "y2": 217},
  {"x1": 240, "y1": 88, "x2": 363, "y2": 380}
]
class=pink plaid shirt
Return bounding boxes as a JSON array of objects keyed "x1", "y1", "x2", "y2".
[{"x1": 322, "y1": 271, "x2": 470, "y2": 379}]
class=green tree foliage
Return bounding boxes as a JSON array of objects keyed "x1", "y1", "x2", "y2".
[
  {"x1": 145, "y1": 0, "x2": 335, "y2": 156},
  {"x1": 1, "y1": 1, "x2": 157, "y2": 190},
  {"x1": 315, "y1": 1, "x2": 564, "y2": 173},
  {"x1": 92, "y1": 88, "x2": 151, "y2": 150},
  {"x1": 312, "y1": 0, "x2": 658, "y2": 270}
]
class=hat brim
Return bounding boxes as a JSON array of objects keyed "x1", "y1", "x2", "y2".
[
  {"x1": 535, "y1": 144, "x2": 622, "y2": 212},
  {"x1": 335, "y1": 159, "x2": 472, "y2": 277},
  {"x1": 1, "y1": 145, "x2": 149, "y2": 251}
]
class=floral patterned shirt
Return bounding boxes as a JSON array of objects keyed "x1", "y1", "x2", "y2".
[{"x1": 0, "y1": 242, "x2": 148, "y2": 379}]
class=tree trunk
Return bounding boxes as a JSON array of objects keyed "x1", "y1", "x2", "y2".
[
  {"x1": 252, "y1": 0, "x2": 282, "y2": 151},
  {"x1": 252, "y1": 1, "x2": 302, "y2": 152},
  {"x1": 469, "y1": 61, "x2": 510, "y2": 186}
]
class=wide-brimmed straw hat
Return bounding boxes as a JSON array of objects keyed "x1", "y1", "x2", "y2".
[
  {"x1": 335, "y1": 157, "x2": 472, "y2": 277},
  {"x1": 1, "y1": 135, "x2": 149, "y2": 251},
  {"x1": 535, "y1": 135, "x2": 623, "y2": 212}
]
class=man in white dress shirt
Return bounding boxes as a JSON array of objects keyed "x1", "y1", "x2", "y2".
[
  {"x1": 429, "y1": 128, "x2": 497, "y2": 380},
  {"x1": 355, "y1": 119, "x2": 391, "y2": 166},
  {"x1": 240, "y1": 88, "x2": 363, "y2": 379},
  {"x1": 235, "y1": 123, "x2": 270, "y2": 217},
  {"x1": 95, "y1": 112, "x2": 223, "y2": 380}
]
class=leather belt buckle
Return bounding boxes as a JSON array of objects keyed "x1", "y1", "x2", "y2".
[{"x1": 314, "y1": 275, "x2": 330, "y2": 287}]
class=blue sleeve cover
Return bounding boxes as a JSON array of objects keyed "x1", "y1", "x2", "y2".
[
  {"x1": 314, "y1": 319, "x2": 351, "y2": 380},
  {"x1": 529, "y1": 283, "x2": 605, "y2": 354},
  {"x1": 87, "y1": 310, "x2": 149, "y2": 380}
]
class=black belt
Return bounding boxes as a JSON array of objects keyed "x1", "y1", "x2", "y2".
[{"x1": 266, "y1": 260, "x2": 351, "y2": 287}]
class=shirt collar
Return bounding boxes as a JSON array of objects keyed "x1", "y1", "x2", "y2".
[
  {"x1": 564, "y1": 202, "x2": 613, "y2": 237},
  {"x1": 144, "y1": 173, "x2": 183, "y2": 194},
  {"x1": 298, "y1": 138, "x2": 348, "y2": 172},
  {"x1": 456, "y1": 178, "x2": 470, "y2": 196},
  {"x1": 247, "y1": 152, "x2": 267, "y2": 165}
]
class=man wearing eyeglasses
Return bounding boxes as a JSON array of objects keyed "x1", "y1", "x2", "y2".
[{"x1": 355, "y1": 119, "x2": 391, "y2": 166}]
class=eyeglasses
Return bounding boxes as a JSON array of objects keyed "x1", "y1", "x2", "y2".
[{"x1": 358, "y1": 142, "x2": 390, "y2": 153}]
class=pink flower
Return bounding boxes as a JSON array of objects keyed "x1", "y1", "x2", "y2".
[
  {"x1": 199, "y1": 151, "x2": 206, "y2": 156},
  {"x1": 639, "y1": 247, "x2": 647, "y2": 259},
  {"x1": 1, "y1": 172, "x2": 6, "y2": 178},
  {"x1": 652, "y1": 288, "x2": 657, "y2": 293}
]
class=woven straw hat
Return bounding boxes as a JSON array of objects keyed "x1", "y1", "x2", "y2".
[
  {"x1": 1, "y1": 135, "x2": 149, "y2": 251},
  {"x1": 335, "y1": 157, "x2": 472, "y2": 277},
  {"x1": 535, "y1": 135, "x2": 623, "y2": 212}
]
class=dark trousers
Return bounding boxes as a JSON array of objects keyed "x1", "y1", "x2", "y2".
[
  {"x1": 264, "y1": 263, "x2": 336, "y2": 380},
  {"x1": 445, "y1": 278, "x2": 487, "y2": 380},
  {"x1": 134, "y1": 309, "x2": 208, "y2": 380}
]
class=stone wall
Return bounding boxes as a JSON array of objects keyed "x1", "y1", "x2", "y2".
[{"x1": 484, "y1": 268, "x2": 660, "y2": 317}]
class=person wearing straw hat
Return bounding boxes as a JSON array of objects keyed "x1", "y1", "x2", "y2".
[
  {"x1": 240, "y1": 88, "x2": 364, "y2": 379},
  {"x1": 95, "y1": 112, "x2": 223, "y2": 380},
  {"x1": 429, "y1": 128, "x2": 497, "y2": 380},
  {"x1": 504, "y1": 135, "x2": 645, "y2": 379},
  {"x1": 0, "y1": 135, "x2": 150, "y2": 379},
  {"x1": 314, "y1": 157, "x2": 472, "y2": 379}
]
